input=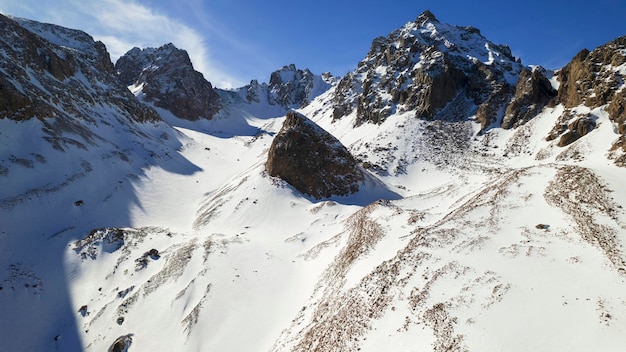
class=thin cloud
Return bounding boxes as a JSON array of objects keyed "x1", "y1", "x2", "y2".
[{"x1": 0, "y1": 0, "x2": 239, "y2": 88}]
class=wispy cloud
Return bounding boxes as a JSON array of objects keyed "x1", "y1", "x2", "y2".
[{"x1": 0, "y1": 0, "x2": 240, "y2": 88}]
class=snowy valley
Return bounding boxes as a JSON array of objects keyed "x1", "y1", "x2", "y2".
[{"x1": 1, "y1": 10, "x2": 626, "y2": 352}]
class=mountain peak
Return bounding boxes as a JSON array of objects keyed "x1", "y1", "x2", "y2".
[
  {"x1": 243, "y1": 64, "x2": 332, "y2": 109},
  {"x1": 332, "y1": 11, "x2": 524, "y2": 128},
  {"x1": 116, "y1": 44, "x2": 221, "y2": 121},
  {"x1": 416, "y1": 9, "x2": 438, "y2": 24}
]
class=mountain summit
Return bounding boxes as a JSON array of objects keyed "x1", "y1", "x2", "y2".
[
  {"x1": 243, "y1": 64, "x2": 334, "y2": 109},
  {"x1": 116, "y1": 43, "x2": 222, "y2": 121},
  {"x1": 331, "y1": 10, "x2": 552, "y2": 131}
]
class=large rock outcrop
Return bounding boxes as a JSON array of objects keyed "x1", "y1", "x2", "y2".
[
  {"x1": 501, "y1": 67, "x2": 557, "y2": 129},
  {"x1": 551, "y1": 36, "x2": 626, "y2": 161},
  {"x1": 266, "y1": 111, "x2": 364, "y2": 199},
  {"x1": 555, "y1": 38, "x2": 626, "y2": 109},
  {"x1": 116, "y1": 44, "x2": 221, "y2": 121}
]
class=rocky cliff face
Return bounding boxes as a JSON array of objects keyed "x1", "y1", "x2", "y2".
[
  {"x1": 331, "y1": 11, "x2": 525, "y2": 131},
  {"x1": 0, "y1": 15, "x2": 160, "y2": 149},
  {"x1": 501, "y1": 67, "x2": 557, "y2": 129},
  {"x1": 0, "y1": 15, "x2": 187, "y2": 208},
  {"x1": 244, "y1": 64, "x2": 333, "y2": 109},
  {"x1": 266, "y1": 111, "x2": 364, "y2": 199},
  {"x1": 552, "y1": 36, "x2": 626, "y2": 161},
  {"x1": 116, "y1": 44, "x2": 221, "y2": 121}
]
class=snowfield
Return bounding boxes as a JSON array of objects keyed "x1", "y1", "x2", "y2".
[{"x1": 4, "y1": 91, "x2": 626, "y2": 351}]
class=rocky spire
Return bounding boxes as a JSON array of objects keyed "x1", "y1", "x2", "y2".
[
  {"x1": 416, "y1": 10, "x2": 438, "y2": 24},
  {"x1": 502, "y1": 67, "x2": 557, "y2": 129}
]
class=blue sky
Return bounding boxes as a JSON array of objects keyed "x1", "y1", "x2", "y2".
[{"x1": 0, "y1": 0, "x2": 624, "y2": 88}]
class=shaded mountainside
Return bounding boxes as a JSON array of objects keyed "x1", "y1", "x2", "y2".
[
  {"x1": 0, "y1": 15, "x2": 160, "y2": 129},
  {"x1": 0, "y1": 15, "x2": 199, "y2": 352},
  {"x1": 0, "y1": 14, "x2": 189, "y2": 201}
]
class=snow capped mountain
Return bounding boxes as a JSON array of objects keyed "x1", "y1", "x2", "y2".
[
  {"x1": 2, "y1": 9, "x2": 626, "y2": 352},
  {"x1": 330, "y1": 10, "x2": 526, "y2": 131}
]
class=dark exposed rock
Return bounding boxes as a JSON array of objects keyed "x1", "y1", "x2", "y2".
[
  {"x1": 266, "y1": 111, "x2": 364, "y2": 199},
  {"x1": 78, "y1": 305, "x2": 88, "y2": 317},
  {"x1": 556, "y1": 37, "x2": 626, "y2": 109},
  {"x1": 116, "y1": 44, "x2": 221, "y2": 120},
  {"x1": 0, "y1": 14, "x2": 162, "y2": 156},
  {"x1": 109, "y1": 334, "x2": 132, "y2": 352},
  {"x1": 331, "y1": 10, "x2": 522, "y2": 130},
  {"x1": 416, "y1": 10, "x2": 437, "y2": 23},
  {"x1": 608, "y1": 89, "x2": 626, "y2": 135},
  {"x1": 474, "y1": 82, "x2": 513, "y2": 131},
  {"x1": 269, "y1": 64, "x2": 313, "y2": 107},
  {"x1": 557, "y1": 117, "x2": 596, "y2": 147},
  {"x1": 555, "y1": 49, "x2": 593, "y2": 108},
  {"x1": 502, "y1": 67, "x2": 557, "y2": 129},
  {"x1": 546, "y1": 109, "x2": 574, "y2": 142}
]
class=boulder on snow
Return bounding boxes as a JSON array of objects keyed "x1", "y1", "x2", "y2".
[
  {"x1": 266, "y1": 111, "x2": 365, "y2": 199},
  {"x1": 557, "y1": 117, "x2": 596, "y2": 147},
  {"x1": 108, "y1": 334, "x2": 132, "y2": 352}
]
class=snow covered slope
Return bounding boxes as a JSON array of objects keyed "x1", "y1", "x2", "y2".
[
  {"x1": 1, "y1": 10, "x2": 626, "y2": 352},
  {"x1": 0, "y1": 14, "x2": 200, "y2": 351}
]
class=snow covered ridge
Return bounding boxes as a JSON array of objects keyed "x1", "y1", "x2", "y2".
[
  {"x1": 2, "y1": 9, "x2": 626, "y2": 352},
  {"x1": 0, "y1": 13, "x2": 188, "y2": 208}
]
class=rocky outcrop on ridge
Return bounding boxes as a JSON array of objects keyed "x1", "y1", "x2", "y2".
[
  {"x1": 245, "y1": 64, "x2": 334, "y2": 109},
  {"x1": 551, "y1": 36, "x2": 626, "y2": 161},
  {"x1": 501, "y1": 67, "x2": 557, "y2": 129},
  {"x1": 116, "y1": 44, "x2": 221, "y2": 121},
  {"x1": 331, "y1": 10, "x2": 524, "y2": 131},
  {"x1": 266, "y1": 111, "x2": 364, "y2": 199}
]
